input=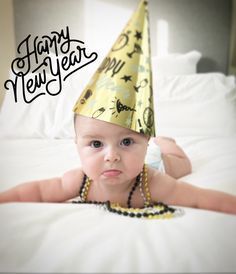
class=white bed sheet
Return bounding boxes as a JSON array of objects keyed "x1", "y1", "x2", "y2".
[{"x1": 0, "y1": 136, "x2": 236, "y2": 273}]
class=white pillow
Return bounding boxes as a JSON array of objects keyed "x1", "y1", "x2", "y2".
[
  {"x1": 0, "y1": 54, "x2": 100, "y2": 139},
  {"x1": 0, "y1": 72, "x2": 60, "y2": 139},
  {"x1": 152, "y1": 51, "x2": 202, "y2": 76},
  {"x1": 154, "y1": 73, "x2": 236, "y2": 137}
]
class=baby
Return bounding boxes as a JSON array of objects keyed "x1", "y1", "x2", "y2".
[
  {"x1": 0, "y1": 114, "x2": 236, "y2": 216},
  {"x1": 1, "y1": 0, "x2": 236, "y2": 217}
]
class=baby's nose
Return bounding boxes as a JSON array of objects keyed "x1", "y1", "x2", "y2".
[{"x1": 104, "y1": 146, "x2": 120, "y2": 162}]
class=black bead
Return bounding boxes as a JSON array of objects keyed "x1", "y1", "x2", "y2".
[
  {"x1": 79, "y1": 174, "x2": 87, "y2": 196},
  {"x1": 126, "y1": 172, "x2": 142, "y2": 208}
]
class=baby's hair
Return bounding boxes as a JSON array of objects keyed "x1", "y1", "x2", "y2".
[
  {"x1": 74, "y1": 114, "x2": 78, "y2": 134},
  {"x1": 73, "y1": 113, "x2": 77, "y2": 126}
]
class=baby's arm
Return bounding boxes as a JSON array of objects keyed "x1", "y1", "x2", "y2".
[
  {"x1": 194, "y1": 186, "x2": 236, "y2": 214},
  {"x1": 0, "y1": 168, "x2": 83, "y2": 203},
  {"x1": 151, "y1": 171, "x2": 236, "y2": 214}
]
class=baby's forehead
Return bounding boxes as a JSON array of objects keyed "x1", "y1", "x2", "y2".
[{"x1": 75, "y1": 115, "x2": 145, "y2": 138}]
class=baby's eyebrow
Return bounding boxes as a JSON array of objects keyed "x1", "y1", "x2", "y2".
[{"x1": 82, "y1": 134, "x2": 104, "y2": 139}]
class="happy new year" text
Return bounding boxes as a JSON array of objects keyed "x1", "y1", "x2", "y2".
[{"x1": 4, "y1": 26, "x2": 98, "y2": 103}]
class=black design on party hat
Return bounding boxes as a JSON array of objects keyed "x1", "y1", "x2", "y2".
[{"x1": 73, "y1": 0, "x2": 155, "y2": 136}]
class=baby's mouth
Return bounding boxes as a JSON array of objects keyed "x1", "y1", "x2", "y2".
[{"x1": 102, "y1": 170, "x2": 122, "y2": 177}]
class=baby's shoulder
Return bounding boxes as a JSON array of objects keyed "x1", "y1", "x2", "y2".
[
  {"x1": 61, "y1": 168, "x2": 84, "y2": 199},
  {"x1": 62, "y1": 168, "x2": 84, "y2": 184}
]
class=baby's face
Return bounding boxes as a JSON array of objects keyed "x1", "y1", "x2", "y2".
[{"x1": 75, "y1": 115, "x2": 149, "y2": 186}]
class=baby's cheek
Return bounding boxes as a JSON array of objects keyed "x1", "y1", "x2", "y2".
[
  {"x1": 126, "y1": 160, "x2": 144, "y2": 177},
  {"x1": 81, "y1": 157, "x2": 100, "y2": 177}
]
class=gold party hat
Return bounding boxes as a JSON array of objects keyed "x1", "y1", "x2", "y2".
[{"x1": 73, "y1": 0, "x2": 155, "y2": 136}]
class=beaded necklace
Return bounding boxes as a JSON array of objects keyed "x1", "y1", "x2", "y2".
[{"x1": 73, "y1": 164, "x2": 182, "y2": 219}]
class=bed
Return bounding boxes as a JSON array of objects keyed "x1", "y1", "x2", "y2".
[{"x1": 0, "y1": 52, "x2": 236, "y2": 273}]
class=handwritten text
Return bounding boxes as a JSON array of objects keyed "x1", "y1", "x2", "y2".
[{"x1": 4, "y1": 26, "x2": 98, "y2": 103}]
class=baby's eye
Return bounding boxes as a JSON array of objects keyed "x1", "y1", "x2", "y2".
[
  {"x1": 90, "y1": 140, "x2": 103, "y2": 148},
  {"x1": 120, "y1": 138, "x2": 134, "y2": 147}
]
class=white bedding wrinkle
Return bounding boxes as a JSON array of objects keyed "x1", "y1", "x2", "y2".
[{"x1": 0, "y1": 203, "x2": 235, "y2": 272}]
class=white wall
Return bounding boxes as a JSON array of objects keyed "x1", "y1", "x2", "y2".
[
  {"x1": 149, "y1": 0, "x2": 232, "y2": 73},
  {"x1": 83, "y1": 0, "x2": 135, "y2": 59},
  {"x1": 13, "y1": 0, "x2": 137, "y2": 75},
  {"x1": 0, "y1": 0, "x2": 16, "y2": 107},
  {"x1": 11, "y1": 0, "x2": 233, "y2": 74},
  {"x1": 229, "y1": 0, "x2": 236, "y2": 75}
]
